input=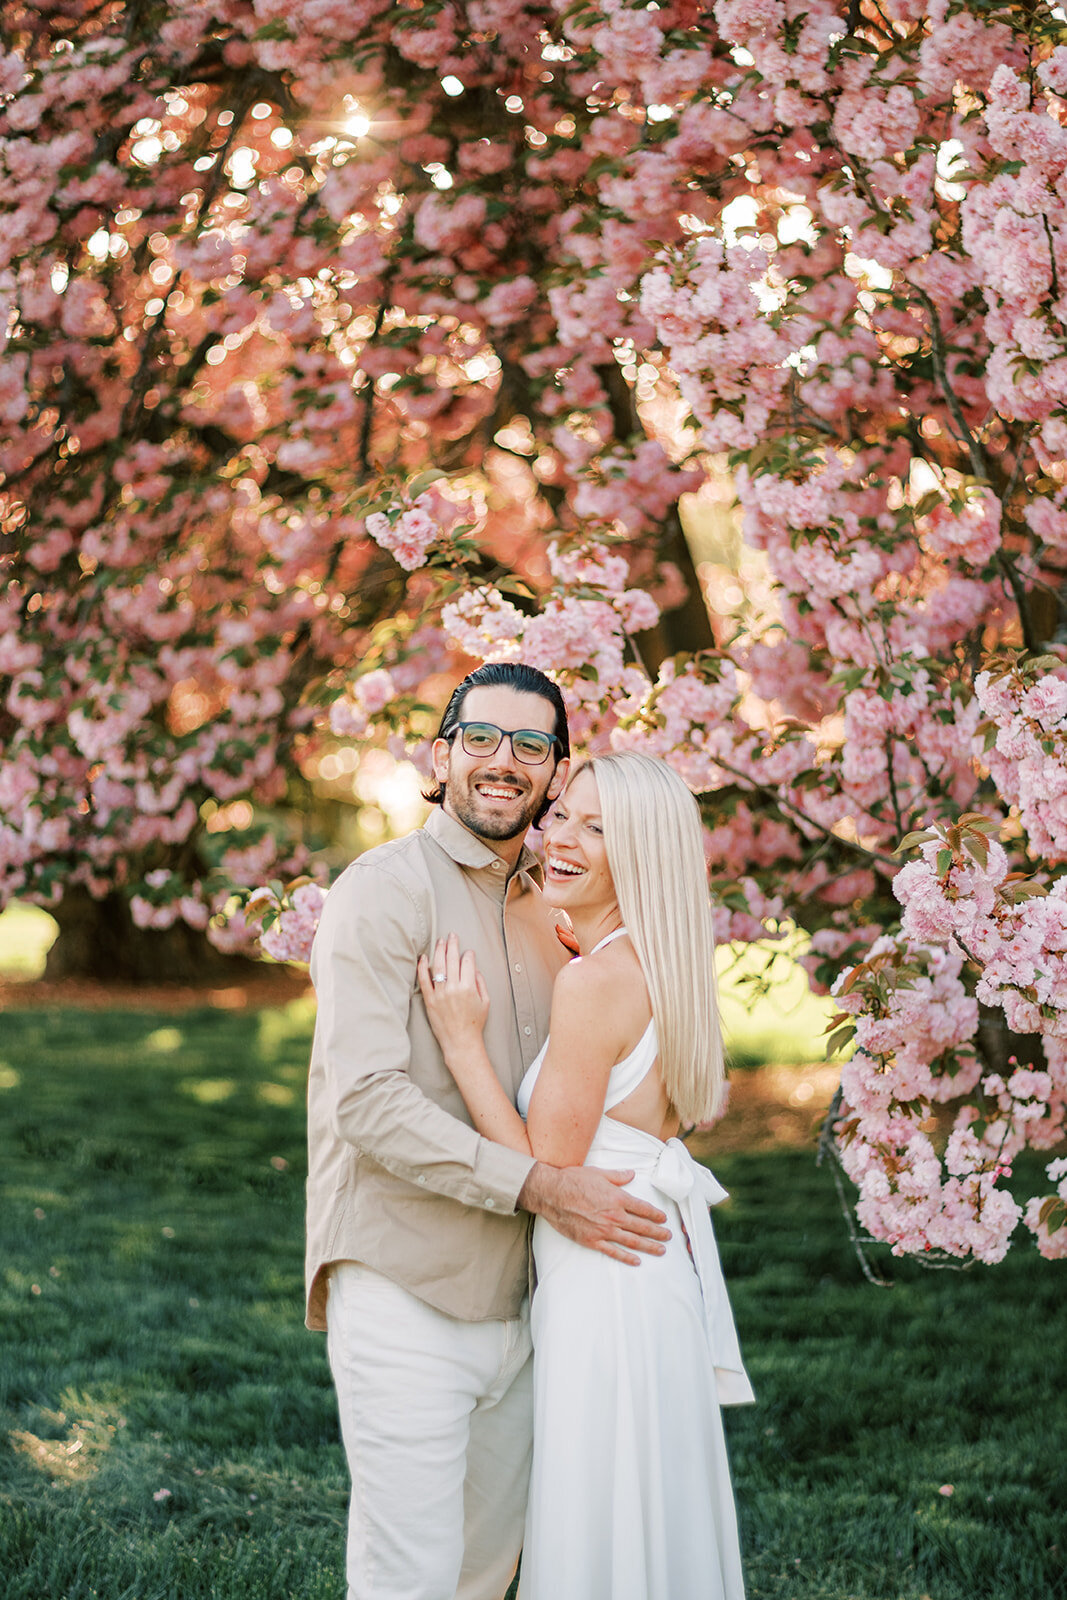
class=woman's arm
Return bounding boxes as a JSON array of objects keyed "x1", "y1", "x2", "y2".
[
  {"x1": 417, "y1": 935, "x2": 533, "y2": 1155},
  {"x1": 420, "y1": 934, "x2": 626, "y2": 1167},
  {"x1": 524, "y1": 960, "x2": 620, "y2": 1167}
]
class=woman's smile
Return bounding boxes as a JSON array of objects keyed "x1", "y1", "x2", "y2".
[{"x1": 545, "y1": 853, "x2": 587, "y2": 882}]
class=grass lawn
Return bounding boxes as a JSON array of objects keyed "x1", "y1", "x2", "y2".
[{"x1": 1, "y1": 1001, "x2": 1063, "y2": 1600}]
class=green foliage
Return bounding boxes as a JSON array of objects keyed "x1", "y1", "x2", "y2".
[
  {"x1": 0, "y1": 903, "x2": 58, "y2": 981},
  {"x1": 716, "y1": 938, "x2": 844, "y2": 1069},
  {"x1": 0, "y1": 1005, "x2": 1063, "y2": 1599}
]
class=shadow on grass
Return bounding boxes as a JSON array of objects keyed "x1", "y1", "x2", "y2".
[{"x1": 0, "y1": 1003, "x2": 1064, "y2": 1600}]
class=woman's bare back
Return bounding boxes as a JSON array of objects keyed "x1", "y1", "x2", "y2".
[{"x1": 586, "y1": 936, "x2": 680, "y2": 1142}]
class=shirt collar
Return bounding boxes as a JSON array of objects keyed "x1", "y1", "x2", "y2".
[{"x1": 423, "y1": 805, "x2": 544, "y2": 888}]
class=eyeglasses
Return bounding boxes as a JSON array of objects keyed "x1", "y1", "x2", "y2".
[{"x1": 449, "y1": 721, "x2": 561, "y2": 766}]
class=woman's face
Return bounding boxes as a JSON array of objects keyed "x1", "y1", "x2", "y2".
[{"x1": 542, "y1": 767, "x2": 617, "y2": 915}]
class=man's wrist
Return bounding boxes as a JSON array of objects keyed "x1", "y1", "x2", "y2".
[{"x1": 517, "y1": 1160, "x2": 555, "y2": 1215}]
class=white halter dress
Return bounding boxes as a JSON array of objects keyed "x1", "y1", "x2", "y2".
[{"x1": 515, "y1": 930, "x2": 753, "y2": 1600}]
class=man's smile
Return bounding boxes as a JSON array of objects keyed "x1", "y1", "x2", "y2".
[{"x1": 473, "y1": 780, "x2": 527, "y2": 801}]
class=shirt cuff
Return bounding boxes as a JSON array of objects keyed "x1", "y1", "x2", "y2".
[{"x1": 471, "y1": 1138, "x2": 537, "y2": 1215}]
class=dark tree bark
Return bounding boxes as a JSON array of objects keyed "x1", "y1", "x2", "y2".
[
  {"x1": 976, "y1": 1004, "x2": 1048, "y2": 1078},
  {"x1": 44, "y1": 887, "x2": 258, "y2": 984},
  {"x1": 633, "y1": 507, "x2": 716, "y2": 672}
]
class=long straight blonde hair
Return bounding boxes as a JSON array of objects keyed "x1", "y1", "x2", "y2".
[{"x1": 581, "y1": 750, "x2": 725, "y2": 1125}]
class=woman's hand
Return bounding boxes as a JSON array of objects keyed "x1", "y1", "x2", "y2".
[
  {"x1": 418, "y1": 933, "x2": 531, "y2": 1155},
  {"x1": 417, "y1": 932, "x2": 490, "y2": 1061}
]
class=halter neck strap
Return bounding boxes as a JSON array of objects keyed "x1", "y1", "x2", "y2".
[{"x1": 589, "y1": 927, "x2": 628, "y2": 955}]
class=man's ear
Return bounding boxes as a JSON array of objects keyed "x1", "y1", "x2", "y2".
[
  {"x1": 431, "y1": 737, "x2": 452, "y2": 786},
  {"x1": 547, "y1": 756, "x2": 570, "y2": 800}
]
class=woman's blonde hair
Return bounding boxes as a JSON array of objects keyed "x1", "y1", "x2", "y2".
[{"x1": 579, "y1": 750, "x2": 725, "y2": 1125}]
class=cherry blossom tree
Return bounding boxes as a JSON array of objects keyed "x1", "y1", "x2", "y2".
[
  {"x1": 2, "y1": 1, "x2": 1065, "y2": 1259},
  {"x1": 0, "y1": 0, "x2": 709, "y2": 975}
]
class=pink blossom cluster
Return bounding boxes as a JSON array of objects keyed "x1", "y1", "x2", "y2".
[
  {"x1": 832, "y1": 940, "x2": 1028, "y2": 1263},
  {"x1": 838, "y1": 1119, "x2": 1024, "y2": 1265},
  {"x1": 1024, "y1": 1154, "x2": 1067, "y2": 1260},
  {"x1": 975, "y1": 666, "x2": 1067, "y2": 864},
  {"x1": 640, "y1": 238, "x2": 801, "y2": 451},
  {"x1": 545, "y1": 540, "x2": 661, "y2": 636},
  {"x1": 962, "y1": 63, "x2": 1067, "y2": 465},
  {"x1": 836, "y1": 939, "x2": 982, "y2": 1118},
  {"x1": 830, "y1": 818, "x2": 1067, "y2": 1260},
  {"x1": 365, "y1": 495, "x2": 442, "y2": 572},
  {"x1": 920, "y1": 489, "x2": 1003, "y2": 570},
  {"x1": 894, "y1": 827, "x2": 1067, "y2": 1044},
  {"x1": 253, "y1": 882, "x2": 329, "y2": 965},
  {"x1": 440, "y1": 587, "x2": 527, "y2": 662},
  {"x1": 838, "y1": 670, "x2": 982, "y2": 822},
  {"x1": 572, "y1": 440, "x2": 701, "y2": 536},
  {"x1": 611, "y1": 656, "x2": 742, "y2": 793},
  {"x1": 435, "y1": 541, "x2": 653, "y2": 735}
]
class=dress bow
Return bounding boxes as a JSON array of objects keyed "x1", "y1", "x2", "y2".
[
  {"x1": 648, "y1": 1139, "x2": 755, "y2": 1408},
  {"x1": 652, "y1": 1138, "x2": 730, "y2": 1209}
]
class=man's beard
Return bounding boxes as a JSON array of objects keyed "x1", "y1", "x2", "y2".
[{"x1": 445, "y1": 772, "x2": 546, "y2": 841}]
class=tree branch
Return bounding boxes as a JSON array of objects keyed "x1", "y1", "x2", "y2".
[
  {"x1": 913, "y1": 286, "x2": 989, "y2": 481},
  {"x1": 816, "y1": 1086, "x2": 893, "y2": 1288},
  {"x1": 697, "y1": 758, "x2": 900, "y2": 870}
]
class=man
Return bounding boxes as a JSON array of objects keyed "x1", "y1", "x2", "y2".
[{"x1": 306, "y1": 661, "x2": 670, "y2": 1600}]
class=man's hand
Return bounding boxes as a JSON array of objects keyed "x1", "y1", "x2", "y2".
[{"x1": 517, "y1": 1163, "x2": 670, "y2": 1265}]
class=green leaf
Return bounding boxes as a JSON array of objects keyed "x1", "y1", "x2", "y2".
[
  {"x1": 964, "y1": 836, "x2": 989, "y2": 869},
  {"x1": 406, "y1": 468, "x2": 446, "y2": 499},
  {"x1": 912, "y1": 490, "x2": 944, "y2": 519},
  {"x1": 896, "y1": 829, "x2": 936, "y2": 853},
  {"x1": 825, "y1": 1025, "x2": 856, "y2": 1059},
  {"x1": 936, "y1": 850, "x2": 952, "y2": 876}
]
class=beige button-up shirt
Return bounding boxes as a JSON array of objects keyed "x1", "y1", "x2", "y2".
[{"x1": 305, "y1": 806, "x2": 567, "y2": 1330}]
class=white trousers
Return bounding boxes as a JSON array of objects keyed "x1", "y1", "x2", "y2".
[{"x1": 326, "y1": 1262, "x2": 533, "y2": 1600}]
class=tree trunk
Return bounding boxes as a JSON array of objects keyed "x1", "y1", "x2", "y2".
[
  {"x1": 44, "y1": 887, "x2": 259, "y2": 984},
  {"x1": 633, "y1": 508, "x2": 716, "y2": 673},
  {"x1": 976, "y1": 1004, "x2": 1047, "y2": 1078}
]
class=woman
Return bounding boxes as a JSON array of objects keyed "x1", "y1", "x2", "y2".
[{"x1": 417, "y1": 750, "x2": 753, "y2": 1600}]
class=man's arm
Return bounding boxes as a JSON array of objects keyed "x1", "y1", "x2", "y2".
[
  {"x1": 517, "y1": 1164, "x2": 671, "y2": 1265},
  {"x1": 311, "y1": 859, "x2": 534, "y2": 1214}
]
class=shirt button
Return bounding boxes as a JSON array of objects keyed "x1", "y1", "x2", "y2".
[
  {"x1": 514, "y1": 963, "x2": 522, "y2": 973},
  {"x1": 523, "y1": 1026, "x2": 532, "y2": 1036},
  {"x1": 485, "y1": 1198, "x2": 496, "y2": 1209},
  {"x1": 491, "y1": 861, "x2": 502, "y2": 871},
  {"x1": 417, "y1": 1175, "x2": 427, "y2": 1186}
]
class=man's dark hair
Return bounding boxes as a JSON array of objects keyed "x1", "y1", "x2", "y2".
[{"x1": 423, "y1": 662, "x2": 570, "y2": 827}]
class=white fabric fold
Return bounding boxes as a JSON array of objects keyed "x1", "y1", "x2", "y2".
[
  {"x1": 648, "y1": 1137, "x2": 754, "y2": 1407},
  {"x1": 519, "y1": 997, "x2": 754, "y2": 1409},
  {"x1": 587, "y1": 1117, "x2": 755, "y2": 1409}
]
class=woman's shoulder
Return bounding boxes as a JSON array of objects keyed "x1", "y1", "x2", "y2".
[
  {"x1": 550, "y1": 949, "x2": 610, "y2": 1007},
  {"x1": 555, "y1": 933, "x2": 637, "y2": 989},
  {"x1": 551, "y1": 938, "x2": 650, "y2": 1038}
]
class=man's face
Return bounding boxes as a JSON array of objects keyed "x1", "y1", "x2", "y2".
[{"x1": 432, "y1": 685, "x2": 569, "y2": 844}]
